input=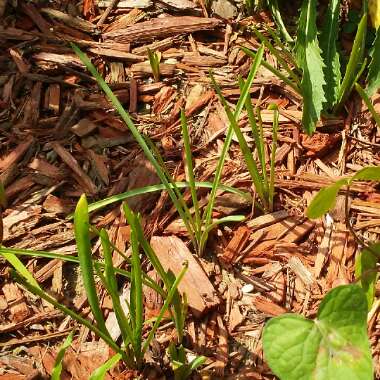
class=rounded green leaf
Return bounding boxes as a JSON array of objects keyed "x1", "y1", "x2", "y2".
[
  {"x1": 263, "y1": 285, "x2": 373, "y2": 380},
  {"x1": 306, "y1": 179, "x2": 348, "y2": 219}
]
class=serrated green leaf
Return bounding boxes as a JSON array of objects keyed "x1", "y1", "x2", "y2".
[
  {"x1": 263, "y1": 285, "x2": 373, "y2": 380},
  {"x1": 296, "y1": 0, "x2": 326, "y2": 134},
  {"x1": 367, "y1": 21, "x2": 380, "y2": 96},
  {"x1": 320, "y1": 0, "x2": 341, "y2": 109},
  {"x1": 351, "y1": 166, "x2": 380, "y2": 182},
  {"x1": 355, "y1": 244, "x2": 380, "y2": 309},
  {"x1": 306, "y1": 179, "x2": 348, "y2": 219}
]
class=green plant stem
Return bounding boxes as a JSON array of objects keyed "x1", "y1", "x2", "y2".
[
  {"x1": 355, "y1": 82, "x2": 380, "y2": 126},
  {"x1": 241, "y1": 47, "x2": 300, "y2": 93},
  {"x1": 0, "y1": 247, "x2": 165, "y2": 297},
  {"x1": 200, "y1": 45, "x2": 265, "y2": 254},
  {"x1": 269, "y1": 104, "x2": 279, "y2": 211},
  {"x1": 252, "y1": 27, "x2": 301, "y2": 86},
  {"x1": 13, "y1": 270, "x2": 127, "y2": 362}
]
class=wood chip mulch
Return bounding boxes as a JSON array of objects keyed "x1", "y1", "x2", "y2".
[{"x1": 0, "y1": 1, "x2": 379, "y2": 379}]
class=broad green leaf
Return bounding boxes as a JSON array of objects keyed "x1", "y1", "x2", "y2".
[
  {"x1": 296, "y1": 0, "x2": 326, "y2": 134},
  {"x1": 51, "y1": 331, "x2": 74, "y2": 380},
  {"x1": 306, "y1": 179, "x2": 348, "y2": 219},
  {"x1": 367, "y1": 26, "x2": 380, "y2": 96},
  {"x1": 351, "y1": 166, "x2": 380, "y2": 182},
  {"x1": 263, "y1": 285, "x2": 373, "y2": 380},
  {"x1": 355, "y1": 244, "x2": 380, "y2": 309},
  {"x1": 89, "y1": 353, "x2": 122, "y2": 380},
  {"x1": 320, "y1": 0, "x2": 341, "y2": 109}
]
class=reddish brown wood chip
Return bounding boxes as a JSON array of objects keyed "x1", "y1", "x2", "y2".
[
  {"x1": 0, "y1": 137, "x2": 34, "y2": 171},
  {"x1": 52, "y1": 142, "x2": 97, "y2": 195},
  {"x1": 220, "y1": 225, "x2": 251, "y2": 264},
  {"x1": 150, "y1": 236, "x2": 220, "y2": 317},
  {"x1": 103, "y1": 16, "x2": 222, "y2": 43}
]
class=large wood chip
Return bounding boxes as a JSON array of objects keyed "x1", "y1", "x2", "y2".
[
  {"x1": 247, "y1": 210, "x2": 288, "y2": 230},
  {"x1": 150, "y1": 236, "x2": 220, "y2": 317},
  {"x1": 103, "y1": 16, "x2": 221, "y2": 42},
  {"x1": 2, "y1": 283, "x2": 30, "y2": 323},
  {"x1": 97, "y1": 0, "x2": 152, "y2": 7},
  {"x1": 220, "y1": 225, "x2": 250, "y2": 264},
  {"x1": 41, "y1": 8, "x2": 96, "y2": 32},
  {"x1": 52, "y1": 142, "x2": 97, "y2": 195},
  {"x1": 0, "y1": 137, "x2": 34, "y2": 171}
]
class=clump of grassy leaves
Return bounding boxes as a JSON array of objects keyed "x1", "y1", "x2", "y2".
[
  {"x1": 72, "y1": 43, "x2": 275, "y2": 256},
  {"x1": 246, "y1": 0, "x2": 380, "y2": 134},
  {"x1": 0, "y1": 195, "x2": 197, "y2": 377}
]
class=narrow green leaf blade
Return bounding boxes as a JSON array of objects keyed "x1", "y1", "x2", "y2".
[
  {"x1": 320, "y1": 0, "x2": 341, "y2": 108},
  {"x1": 1, "y1": 251, "x2": 40, "y2": 288},
  {"x1": 89, "y1": 353, "x2": 122, "y2": 380},
  {"x1": 306, "y1": 179, "x2": 348, "y2": 219},
  {"x1": 351, "y1": 166, "x2": 380, "y2": 181},
  {"x1": 74, "y1": 194, "x2": 109, "y2": 336},
  {"x1": 366, "y1": 26, "x2": 380, "y2": 96},
  {"x1": 51, "y1": 331, "x2": 74, "y2": 380},
  {"x1": 335, "y1": 14, "x2": 367, "y2": 111}
]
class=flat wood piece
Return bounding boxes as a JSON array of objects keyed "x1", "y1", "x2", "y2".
[
  {"x1": 103, "y1": 16, "x2": 221, "y2": 43},
  {"x1": 0, "y1": 137, "x2": 34, "y2": 171},
  {"x1": 150, "y1": 236, "x2": 220, "y2": 317},
  {"x1": 2, "y1": 283, "x2": 30, "y2": 323},
  {"x1": 220, "y1": 226, "x2": 250, "y2": 264},
  {"x1": 51, "y1": 142, "x2": 97, "y2": 194}
]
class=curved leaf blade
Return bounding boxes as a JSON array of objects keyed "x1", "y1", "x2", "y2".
[
  {"x1": 74, "y1": 194, "x2": 109, "y2": 336},
  {"x1": 367, "y1": 20, "x2": 380, "y2": 96},
  {"x1": 306, "y1": 179, "x2": 348, "y2": 219},
  {"x1": 351, "y1": 166, "x2": 380, "y2": 181}
]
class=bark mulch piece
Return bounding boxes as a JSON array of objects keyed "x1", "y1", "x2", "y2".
[{"x1": 0, "y1": 0, "x2": 379, "y2": 379}]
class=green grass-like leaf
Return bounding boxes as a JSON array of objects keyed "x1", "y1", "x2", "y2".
[
  {"x1": 74, "y1": 194, "x2": 109, "y2": 336},
  {"x1": 199, "y1": 45, "x2": 265, "y2": 254},
  {"x1": 51, "y1": 331, "x2": 74, "y2": 380},
  {"x1": 355, "y1": 83, "x2": 380, "y2": 127},
  {"x1": 71, "y1": 43, "x2": 195, "y2": 250},
  {"x1": 335, "y1": 14, "x2": 367, "y2": 112},
  {"x1": 351, "y1": 165, "x2": 380, "y2": 181},
  {"x1": 89, "y1": 353, "x2": 122, "y2": 380}
]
